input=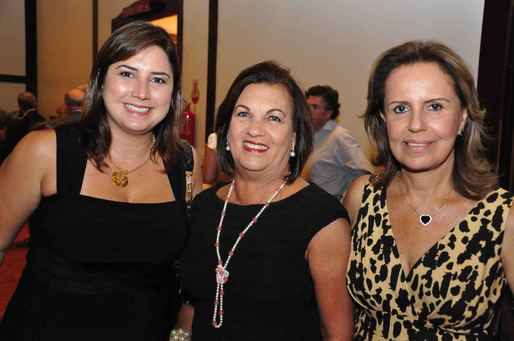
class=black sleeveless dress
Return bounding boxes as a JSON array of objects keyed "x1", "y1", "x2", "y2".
[
  {"x1": 0, "y1": 127, "x2": 188, "y2": 341},
  {"x1": 180, "y1": 183, "x2": 348, "y2": 341}
]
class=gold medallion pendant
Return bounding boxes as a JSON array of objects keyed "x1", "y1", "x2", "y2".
[
  {"x1": 111, "y1": 171, "x2": 129, "y2": 187},
  {"x1": 108, "y1": 135, "x2": 156, "y2": 188}
]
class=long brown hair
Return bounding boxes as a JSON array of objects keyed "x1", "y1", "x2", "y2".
[
  {"x1": 80, "y1": 21, "x2": 183, "y2": 171},
  {"x1": 364, "y1": 40, "x2": 497, "y2": 199}
]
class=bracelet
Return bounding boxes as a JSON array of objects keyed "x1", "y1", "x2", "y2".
[{"x1": 169, "y1": 328, "x2": 191, "y2": 341}]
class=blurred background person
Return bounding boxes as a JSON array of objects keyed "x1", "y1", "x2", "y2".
[
  {"x1": 0, "y1": 21, "x2": 202, "y2": 340},
  {"x1": 178, "y1": 61, "x2": 353, "y2": 340},
  {"x1": 0, "y1": 109, "x2": 11, "y2": 152},
  {"x1": 344, "y1": 40, "x2": 514, "y2": 339},
  {"x1": 64, "y1": 87, "x2": 87, "y2": 120},
  {"x1": 202, "y1": 132, "x2": 231, "y2": 185},
  {"x1": 54, "y1": 102, "x2": 69, "y2": 119},
  {"x1": 0, "y1": 92, "x2": 45, "y2": 164},
  {"x1": 302, "y1": 85, "x2": 371, "y2": 201}
]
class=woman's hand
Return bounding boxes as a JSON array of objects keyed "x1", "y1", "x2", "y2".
[
  {"x1": 174, "y1": 303, "x2": 194, "y2": 333},
  {"x1": 0, "y1": 129, "x2": 55, "y2": 265},
  {"x1": 306, "y1": 218, "x2": 354, "y2": 340}
]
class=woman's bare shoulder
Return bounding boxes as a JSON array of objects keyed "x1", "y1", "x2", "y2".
[
  {"x1": 1, "y1": 129, "x2": 56, "y2": 179},
  {"x1": 342, "y1": 175, "x2": 369, "y2": 226},
  {"x1": 15, "y1": 129, "x2": 56, "y2": 161}
]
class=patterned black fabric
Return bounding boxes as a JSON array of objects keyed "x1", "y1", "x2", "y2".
[{"x1": 347, "y1": 178, "x2": 514, "y2": 340}]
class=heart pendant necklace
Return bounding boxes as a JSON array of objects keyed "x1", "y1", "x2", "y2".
[{"x1": 398, "y1": 180, "x2": 452, "y2": 227}]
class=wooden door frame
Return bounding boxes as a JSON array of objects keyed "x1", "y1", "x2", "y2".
[{"x1": 478, "y1": 0, "x2": 514, "y2": 191}]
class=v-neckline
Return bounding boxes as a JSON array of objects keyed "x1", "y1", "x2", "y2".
[{"x1": 383, "y1": 186, "x2": 489, "y2": 279}]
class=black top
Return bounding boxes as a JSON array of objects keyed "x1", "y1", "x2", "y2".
[
  {"x1": 181, "y1": 183, "x2": 348, "y2": 341},
  {"x1": 0, "y1": 126, "x2": 188, "y2": 341}
]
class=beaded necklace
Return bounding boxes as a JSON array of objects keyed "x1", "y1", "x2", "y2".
[{"x1": 212, "y1": 178, "x2": 287, "y2": 328}]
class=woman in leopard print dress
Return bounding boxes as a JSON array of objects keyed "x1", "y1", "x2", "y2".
[{"x1": 344, "y1": 40, "x2": 514, "y2": 340}]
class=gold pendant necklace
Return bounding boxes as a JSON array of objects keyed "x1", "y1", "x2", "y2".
[{"x1": 108, "y1": 136, "x2": 156, "y2": 188}]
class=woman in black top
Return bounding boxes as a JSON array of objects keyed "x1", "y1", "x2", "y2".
[
  {"x1": 178, "y1": 61, "x2": 354, "y2": 340},
  {"x1": 0, "y1": 21, "x2": 202, "y2": 341}
]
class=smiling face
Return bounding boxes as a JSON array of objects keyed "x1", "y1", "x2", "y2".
[
  {"x1": 382, "y1": 62, "x2": 467, "y2": 173},
  {"x1": 227, "y1": 83, "x2": 295, "y2": 179},
  {"x1": 102, "y1": 45, "x2": 173, "y2": 136}
]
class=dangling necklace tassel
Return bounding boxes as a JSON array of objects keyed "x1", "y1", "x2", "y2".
[{"x1": 211, "y1": 179, "x2": 287, "y2": 328}]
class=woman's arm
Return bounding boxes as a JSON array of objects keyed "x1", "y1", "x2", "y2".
[
  {"x1": 202, "y1": 145, "x2": 218, "y2": 185},
  {"x1": 0, "y1": 129, "x2": 55, "y2": 265},
  {"x1": 307, "y1": 218, "x2": 354, "y2": 341},
  {"x1": 191, "y1": 146, "x2": 203, "y2": 197},
  {"x1": 502, "y1": 205, "x2": 514, "y2": 295}
]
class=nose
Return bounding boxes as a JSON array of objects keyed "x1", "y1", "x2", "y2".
[
  {"x1": 408, "y1": 109, "x2": 426, "y2": 133},
  {"x1": 132, "y1": 78, "x2": 150, "y2": 100},
  {"x1": 247, "y1": 118, "x2": 265, "y2": 137}
]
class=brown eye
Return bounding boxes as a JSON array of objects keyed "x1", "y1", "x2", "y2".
[
  {"x1": 120, "y1": 71, "x2": 133, "y2": 78},
  {"x1": 235, "y1": 111, "x2": 250, "y2": 118},
  {"x1": 267, "y1": 115, "x2": 282, "y2": 123},
  {"x1": 427, "y1": 103, "x2": 443, "y2": 111}
]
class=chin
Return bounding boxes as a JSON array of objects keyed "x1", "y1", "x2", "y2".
[{"x1": 400, "y1": 161, "x2": 443, "y2": 174}]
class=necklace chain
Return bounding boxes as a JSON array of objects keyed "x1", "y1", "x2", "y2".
[
  {"x1": 108, "y1": 135, "x2": 156, "y2": 188},
  {"x1": 398, "y1": 180, "x2": 452, "y2": 227},
  {"x1": 212, "y1": 178, "x2": 287, "y2": 328}
]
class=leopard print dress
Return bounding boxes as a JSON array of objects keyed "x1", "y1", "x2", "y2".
[{"x1": 346, "y1": 178, "x2": 513, "y2": 340}]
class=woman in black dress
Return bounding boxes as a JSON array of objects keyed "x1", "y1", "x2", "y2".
[
  {"x1": 0, "y1": 21, "x2": 202, "y2": 340},
  {"x1": 176, "y1": 61, "x2": 354, "y2": 340}
]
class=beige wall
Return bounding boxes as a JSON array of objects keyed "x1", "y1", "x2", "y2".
[
  {"x1": 98, "y1": 0, "x2": 134, "y2": 47},
  {"x1": 4, "y1": 1, "x2": 485, "y2": 157},
  {"x1": 182, "y1": 0, "x2": 209, "y2": 156},
  {"x1": 217, "y1": 0, "x2": 485, "y2": 156},
  {"x1": 0, "y1": 83, "x2": 26, "y2": 113},
  {"x1": 0, "y1": 0, "x2": 25, "y2": 112},
  {"x1": 37, "y1": 0, "x2": 92, "y2": 117}
]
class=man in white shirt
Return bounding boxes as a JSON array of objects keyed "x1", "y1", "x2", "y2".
[{"x1": 302, "y1": 85, "x2": 372, "y2": 200}]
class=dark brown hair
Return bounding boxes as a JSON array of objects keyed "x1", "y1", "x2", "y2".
[
  {"x1": 305, "y1": 85, "x2": 340, "y2": 120},
  {"x1": 216, "y1": 61, "x2": 312, "y2": 183},
  {"x1": 364, "y1": 40, "x2": 497, "y2": 199},
  {"x1": 80, "y1": 21, "x2": 182, "y2": 170}
]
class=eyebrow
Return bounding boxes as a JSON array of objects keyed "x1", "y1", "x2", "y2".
[
  {"x1": 235, "y1": 104, "x2": 286, "y2": 115},
  {"x1": 387, "y1": 97, "x2": 451, "y2": 105},
  {"x1": 115, "y1": 64, "x2": 171, "y2": 78},
  {"x1": 423, "y1": 97, "x2": 450, "y2": 104}
]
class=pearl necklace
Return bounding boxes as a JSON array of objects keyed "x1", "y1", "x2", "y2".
[{"x1": 212, "y1": 178, "x2": 287, "y2": 328}]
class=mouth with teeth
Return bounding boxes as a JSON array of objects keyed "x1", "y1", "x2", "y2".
[
  {"x1": 125, "y1": 103, "x2": 151, "y2": 114},
  {"x1": 405, "y1": 141, "x2": 430, "y2": 151},
  {"x1": 242, "y1": 141, "x2": 269, "y2": 153}
]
